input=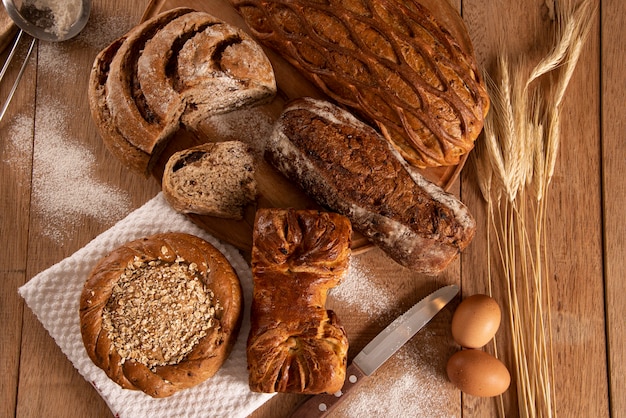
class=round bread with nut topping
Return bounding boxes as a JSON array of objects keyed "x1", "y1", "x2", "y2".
[{"x1": 79, "y1": 232, "x2": 243, "y2": 398}]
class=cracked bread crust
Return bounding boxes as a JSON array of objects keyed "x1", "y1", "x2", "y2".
[
  {"x1": 79, "y1": 232, "x2": 243, "y2": 398},
  {"x1": 266, "y1": 98, "x2": 475, "y2": 274}
]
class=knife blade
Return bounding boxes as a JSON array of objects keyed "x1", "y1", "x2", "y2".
[{"x1": 290, "y1": 284, "x2": 459, "y2": 418}]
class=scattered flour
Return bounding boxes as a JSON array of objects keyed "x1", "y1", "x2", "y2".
[
  {"x1": 3, "y1": 98, "x2": 131, "y2": 243},
  {"x1": 2, "y1": 8, "x2": 142, "y2": 243},
  {"x1": 4, "y1": 114, "x2": 33, "y2": 158},
  {"x1": 330, "y1": 257, "x2": 397, "y2": 322},
  {"x1": 336, "y1": 329, "x2": 457, "y2": 418},
  {"x1": 203, "y1": 107, "x2": 275, "y2": 157},
  {"x1": 37, "y1": 9, "x2": 135, "y2": 82},
  {"x1": 330, "y1": 257, "x2": 458, "y2": 416},
  {"x1": 76, "y1": 10, "x2": 135, "y2": 51},
  {"x1": 22, "y1": 0, "x2": 82, "y2": 39},
  {"x1": 37, "y1": 43, "x2": 78, "y2": 82}
]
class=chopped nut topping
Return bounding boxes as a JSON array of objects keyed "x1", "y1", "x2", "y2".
[{"x1": 102, "y1": 256, "x2": 221, "y2": 370}]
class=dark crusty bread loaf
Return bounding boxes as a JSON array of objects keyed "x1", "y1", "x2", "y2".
[
  {"x1": 88, "y1": 8, "x2": 276, "y2": 175},
  {"x1": 79, "y1": 233, "x2": 243, "y2": 398},
  {"x1": 248, "y1": 208, "x2": 350, "y2": 394},
  {"x1": 266, "y1": 97, "x2": 475, "y2": 274},
  {"x1": 230, "y1": 0, "x2": 489, "y2": 169},
  {"x1": 162, "y1": 141, "x2": 258, "y2": 219}
]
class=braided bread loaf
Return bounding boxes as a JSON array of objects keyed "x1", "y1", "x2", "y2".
[
  {"x1": 79, "y1": 233, "x2": 242, "y2": 398},
  {"x1": 88, "y1": 7, "x2": 276, "y2": 175},
  {"x1": 248, "y1": 208, "x2": 351, "y2": 394},
  {"x1": 230, "y1": 0, "x2": 489, "y2": 169}
]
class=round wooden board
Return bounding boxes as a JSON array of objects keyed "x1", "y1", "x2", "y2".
[{"x1": 142, "y1": 0, "x2": 469, "y2": 257}]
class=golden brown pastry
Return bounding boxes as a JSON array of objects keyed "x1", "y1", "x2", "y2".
[
  {"x1": 266, "y1": 97, "x2": 476, "y2": 274},
  {"x1": 79, "y1": 232, "x2": 243, "y2": 398},
  {"x1": 230, "y1": 0, "x2": 489, "y2": 169},
  {"x1": 248, "y1": 208, "x2": 350, "y2": 394},
  {"x1": 88, "y1": 7, "x2": 276, "y2": 175}
]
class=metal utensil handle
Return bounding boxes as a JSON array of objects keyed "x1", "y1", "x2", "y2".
[
  {"x1": 289, "y1": 363, "x2": 367, "y2": 418},
  {"x1": 0, "y1": 29, "x2": 36, "y2": 123}
]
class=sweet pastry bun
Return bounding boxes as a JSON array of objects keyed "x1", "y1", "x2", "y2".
[
  {"x1": 79, "y1": 232, "x2": 243, "y2": 398},
  {"x1": 248, "y1": 208, "x2": 351, "y2": 394}
]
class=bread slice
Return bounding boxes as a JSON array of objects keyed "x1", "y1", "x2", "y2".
[
  {"x1": 266, "y1": 97, "x2": 476, "y2": 274},
  {"x1": 162, "y1": 141, "x2": 258, "y2": 219}
]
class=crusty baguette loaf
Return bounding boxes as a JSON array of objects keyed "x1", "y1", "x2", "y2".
[
  {"x1": 266, "y1": 97, "x2": 475, "y2": 274},
  {"x1": 230, "y1": 0, "x2": 489, "y2": 169},
  {"x1": 162, "y1": 141, "x2": 258, "y2": 219},
  {"x1": 88, "y1": 7, "x2": 276, "y2": 175},
  {"x1": 79, "y1": 233, "x2": 243, "y2": 398},
  {"x1": 248, "y1": 208, "x2": 350, "y2": 394}
]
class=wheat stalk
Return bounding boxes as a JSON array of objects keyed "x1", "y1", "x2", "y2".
[{"x1": 472, "y1": 1, "x2": 596, "y2": 416}]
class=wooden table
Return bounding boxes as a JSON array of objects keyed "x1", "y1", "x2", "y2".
[{"x1": 1, "y1": 0, "x2": 623, "y2": 417}]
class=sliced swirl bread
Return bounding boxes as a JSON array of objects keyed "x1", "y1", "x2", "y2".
[{"x1": 88, "y1": 8, "x2": 276, "y2": 175}]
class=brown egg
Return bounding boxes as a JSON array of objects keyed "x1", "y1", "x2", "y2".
[
  {"x1": 446, "y1": 349, "x2": 511, "y2": 397},
  {"x1": 451, "y1": 294, "x2": 501, "y2": 348}
]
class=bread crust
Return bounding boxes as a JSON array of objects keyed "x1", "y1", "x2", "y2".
[
  {"x1": 88, "y1": 8, "x2": 190, "y2": 175},
  {"x1": 266, "y1": 98, "x2": 475, "y2": 274},
  {"x1": 248, "y1": 208, "x2": 350, "y2": 394},
  {"x1": 79, "y1": 232, "x2": 243, "y2": 398},
  {"x1": 88, "y1": 7, "x2": 276, "y2": 175},
  {"x1": 230, "y1": 0, "x2": 489, "y2": 168}
]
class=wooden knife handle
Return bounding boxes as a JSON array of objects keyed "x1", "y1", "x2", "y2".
[{"x1": 289, "y1": 363, "x2": 368, "y2": 418}]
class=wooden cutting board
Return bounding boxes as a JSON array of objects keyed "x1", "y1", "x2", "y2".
[{"x1": 141, "y1": 0, "x2": 468, "y2": 256}]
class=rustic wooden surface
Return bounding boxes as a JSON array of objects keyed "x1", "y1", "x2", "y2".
[{"x1": 0, "y1": 0, "x2": 621, "y2": 417}]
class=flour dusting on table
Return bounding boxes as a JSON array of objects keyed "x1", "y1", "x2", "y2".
[
  {"x1": 335, "y1": 329, "x2": 457, "y2": 418},
  {"x1": 4, "y1": 99, "x2": 131, "y2": 242},
  {"x1": 330, "y1": 257, "x2": 396, "y2": 322},
  {"x1": 76, "y1": 10, "x2": 135, "y2": 50}
]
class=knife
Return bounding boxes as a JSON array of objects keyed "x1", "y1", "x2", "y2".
[{"x1": 290, "y1": 284, "x2": 459, "y2": 418}]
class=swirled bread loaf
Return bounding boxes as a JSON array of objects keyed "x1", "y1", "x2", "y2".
[
  {"x1": 248, "y1": 208, "x2": 351, "y2": 394},
  {"x1": 230, "y1": 0, "x2": 489, "y2": 168},
  {"x1": 79, "y1": 233, "x2": 243, "y2": 398},
  {"x1": 266, "y1": 98, "x2": 475, "y2": 274},
  {"x1": 88, "y1": 7, "x2": 276, "y2": 175}
]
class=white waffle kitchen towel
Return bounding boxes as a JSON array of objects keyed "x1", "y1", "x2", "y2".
[{"x1": 19, "y1": 192, "x2": 274, "y2": 418}]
